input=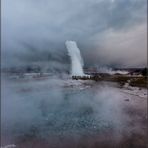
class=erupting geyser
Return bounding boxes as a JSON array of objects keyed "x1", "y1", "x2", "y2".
[{"x1": 65, "y1": 41, "x2": 85, "y2": 76}]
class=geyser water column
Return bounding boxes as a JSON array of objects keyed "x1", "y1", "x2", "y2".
[{"x1": 65, "y1": 41, "x2": 85, "y2": 76}]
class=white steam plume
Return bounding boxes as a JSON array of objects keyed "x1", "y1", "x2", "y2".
[
  {"x1": 97, "y1": 67, "x2": 129, "y2": 75},
  {"x1": 65, "y1": 41, "x2": 84, "y2": 76}
]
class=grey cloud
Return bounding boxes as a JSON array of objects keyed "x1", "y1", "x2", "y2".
[{"x1": 1, "y1": 0, "x2": 147, "y2": 69}]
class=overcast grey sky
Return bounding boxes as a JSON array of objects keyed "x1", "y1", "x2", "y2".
[{"x1": 2, "y1": 0, "x2": 147, "y2": 69}]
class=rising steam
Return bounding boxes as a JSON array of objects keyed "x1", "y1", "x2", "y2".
[{"x1": 65, "y1": 41, "x2": 84, "y2": 76}]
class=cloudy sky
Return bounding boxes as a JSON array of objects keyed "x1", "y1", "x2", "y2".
[{"x1": 2, "y1": 0, "x2": 147, "y2": 69}]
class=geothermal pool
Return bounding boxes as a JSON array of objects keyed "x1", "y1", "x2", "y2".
[{"x1": 1, "y1": 77, "x2": 147, "y2": 148}]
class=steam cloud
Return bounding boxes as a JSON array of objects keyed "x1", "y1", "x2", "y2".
[
  {"x1": 1, "y1": 0, "x2": 147, "y2": 69},
  {"x1": 1, "y1": 78, "x2": 127, "y2": 146},
  {"x1": 97, "y1": 67, "x2": 128, "y2": 75}
]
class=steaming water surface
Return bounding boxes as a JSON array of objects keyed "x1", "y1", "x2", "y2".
[{"x1": 1, "y1": 77, "x2": 147, "y2": 148}]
